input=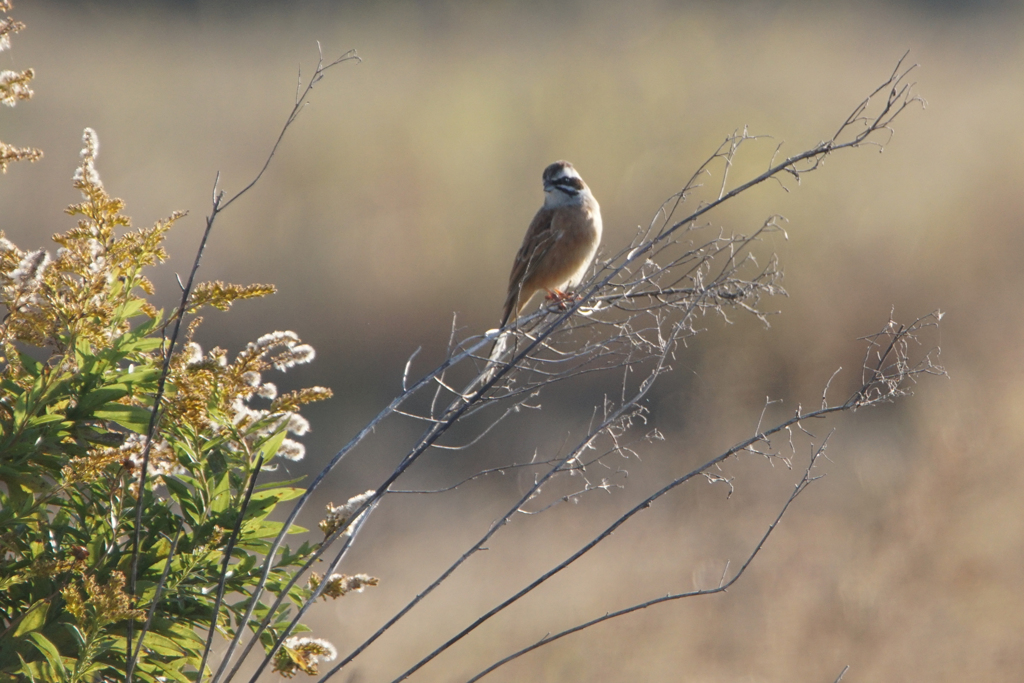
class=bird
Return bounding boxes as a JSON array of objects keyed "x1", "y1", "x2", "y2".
[{"x1": 499, "y1": 160, "x2": 603, "y2": 329}]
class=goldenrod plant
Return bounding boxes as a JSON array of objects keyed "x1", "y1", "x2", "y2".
[
  {"x1": 0, "y1": 1, "x2": 42, "y2": 173},
  {"x1": 0, "y1": 126, "x2": 366, "y2": 681}
]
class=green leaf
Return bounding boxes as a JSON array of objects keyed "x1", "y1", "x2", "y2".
[
  {"x1": 174, "y1": 441, "x2": 201, "y2": 469},
  {"x1": 77, "y1": 385, "x2": 131, "y2": 413},
  {"x1": 134, "y1": 661, "x2": 192, "y2": 683},
  {"x1": 73, "y1": 336, "x2": 94, "y2": 370},
  {"x1": 134, "y1": 630, "x2": 185, "y2": 658},
  {"x1": 11, "y1": 374, "x2": 47, "y2": 425},
  {"x1": 24, "y1": 632, "x2": 66, "y2": 678},
  {"x1": 116, "y1": 297, "x2": 147, "y2": 320},
  {"x1": 162, "y1": 666, "x2": 195, "y2": 683},
  {"x1": 238, "y1": 521, "x2": 307, "y2": 542},
  {"x1": 0, "y1": 570, "x2": 29, "y2": 592},
  {"x1": 164, "y1": 477, "x2": 201, "y2": 528},
  {"x1": 255, "y1": 429, "x2": 287, "y2": 463},
  {"x1": 255, "y1": 475, "x2": 305, "y2": 491},
  {"x1": 24, "y1": 413, "x2": 68, "y2": 428},
  {"x1": 15, "y1": 652, "x2": 45, "y2": 682},
  {"x1": 279, "y1": 541, "x2": 317, "y2": 568},
  {"x1": 64, "y1": 623, "x2": 86, "y2": 648},
  {"x1": 132, "y1": 311, "x2": 163, "y2": 336},
  {"x1": 112, "y1": 320, "x2": 163, "y2": 355},
  {"x1": 93, "y1": 403, "x2": 152, "y2": 434},
  {"x1": 250, "y1": 487, "x2": 306, "y2": 505},
  {"x1": 1, "y1": 377, "x2": 24, "y2": 396},
  {"x1": 72, "y1": 659, "x2": 110, "y2": 679},
  {"x1": 120, "y1": 336, "x2": 163, "y2": 354},
  {"x1": 209, "y1": 472, "x2": 232, "y2": 515},
  {"x1": 117, "y1": 367, "x2": 161, "y2": 386},
  {"x1": 82, "y1": 634, "x2": 116, "y2": 661},
  {"x1": 231, "y1": 552, "x2": 257, "y2": 577},
  {"x1": 15, "y1": 351, "x2": 44, "y2": 378},
  {"x1": 12, "y1": 599, "x2": 49, "y2": 637},
  {"x1": 155, "y1": 619, "x2": 205, "y2": 660}
]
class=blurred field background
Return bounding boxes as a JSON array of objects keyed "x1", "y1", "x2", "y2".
[{"x1": 3, "y1": 0, "x2": 1024, "y2": 680}]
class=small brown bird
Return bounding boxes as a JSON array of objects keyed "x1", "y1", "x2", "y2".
[{"x1": 500, "y1": 161, "x2": 603, "y2": 328}]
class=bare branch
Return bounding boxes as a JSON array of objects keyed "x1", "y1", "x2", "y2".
[
  {"x1": 463, "y1": 435, "x2": 835, "y2": 682},
  {"x1": 385, "y1": 310, "x2": 940, "y2": 681},
  {"x1": 121, "y1": 45, "x2": 361, "y2": 683},
  {"x1": 209, "y1": 55, "x2": 930, "y2": 683}
]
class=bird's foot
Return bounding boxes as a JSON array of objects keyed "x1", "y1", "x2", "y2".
[{"x1": 544, "y1": 289, "x2": 581, "y2": 311}]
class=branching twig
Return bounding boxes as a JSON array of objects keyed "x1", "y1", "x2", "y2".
[
  {"x1": 121, "y1": 45, "x2": 360, "y2": 683},
  {"x1": 125, "y1": 522, "x2": 184, "y2": 682},
  {"x1": 463, "y1": 435, "x2": 834, "y2": 682},
  {"x1": 384, "y1": 311, "x2": 941, "y2": 682},
  {"x1": 196, "y1": 457, "x2": 266, "y2": 681},
  {"x1": 209, "y1": 54, "x2": 928, "y2": 682}
]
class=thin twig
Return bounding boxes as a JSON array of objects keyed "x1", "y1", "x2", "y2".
[
  {"x1": 388, "y1": 314, "x2": 939, "y2": 682},
  {"x1": 121, "y1": 45, "x2": 359, "y2": 683},
  {"x1": 125, "y1": 522, "x2": 183, "y2": 682},
  {"x1": 196, "y1": 456, "x2": 266, "y2": 681},
  {"x1": 463, "y1": 437, "x2": 831, "y2": 682},
  {"x1": 226, "y1": 55, "x2": 928, "y2": 682}
]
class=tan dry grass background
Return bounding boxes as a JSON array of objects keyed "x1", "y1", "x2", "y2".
[{"x1": 3, "y1": 1, "x2": 1024, "y2": 681}]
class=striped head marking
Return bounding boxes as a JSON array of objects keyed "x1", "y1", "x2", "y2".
[{"x1": 542, "y1": 161, "x2": 586, "y2": 198}]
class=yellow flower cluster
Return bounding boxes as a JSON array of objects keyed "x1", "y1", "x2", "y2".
[
  {"x1": 308, "y1": 571, "x2": 380, "y2": 600},
  {"x1": 0, "y1": 1, "x2": 42, "y2": 173}
]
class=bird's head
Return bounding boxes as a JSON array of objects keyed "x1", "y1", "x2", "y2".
[{"x1": 542, "y1": 161, "x2": 588, "y2": 206}]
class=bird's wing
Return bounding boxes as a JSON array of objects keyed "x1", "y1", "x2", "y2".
[{"x1": 502, "y1": 206, "x2": 560, "y2": 326}]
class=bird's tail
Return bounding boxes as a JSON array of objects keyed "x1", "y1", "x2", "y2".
[
  {"x1": 478, "y1": 325, "x2": 511, "y2": 388},
  {"x1": 476, "y1": 293, "x2": 519, "y2": 384}
]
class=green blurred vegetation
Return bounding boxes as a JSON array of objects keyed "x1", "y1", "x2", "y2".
[{"x1": 2, "y1": 1, "x2": 1023, "y2": 681}]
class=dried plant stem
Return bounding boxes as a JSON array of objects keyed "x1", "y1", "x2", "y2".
[{"x1": 121, "y1": 46, "x2": 360, "y2": 683}]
